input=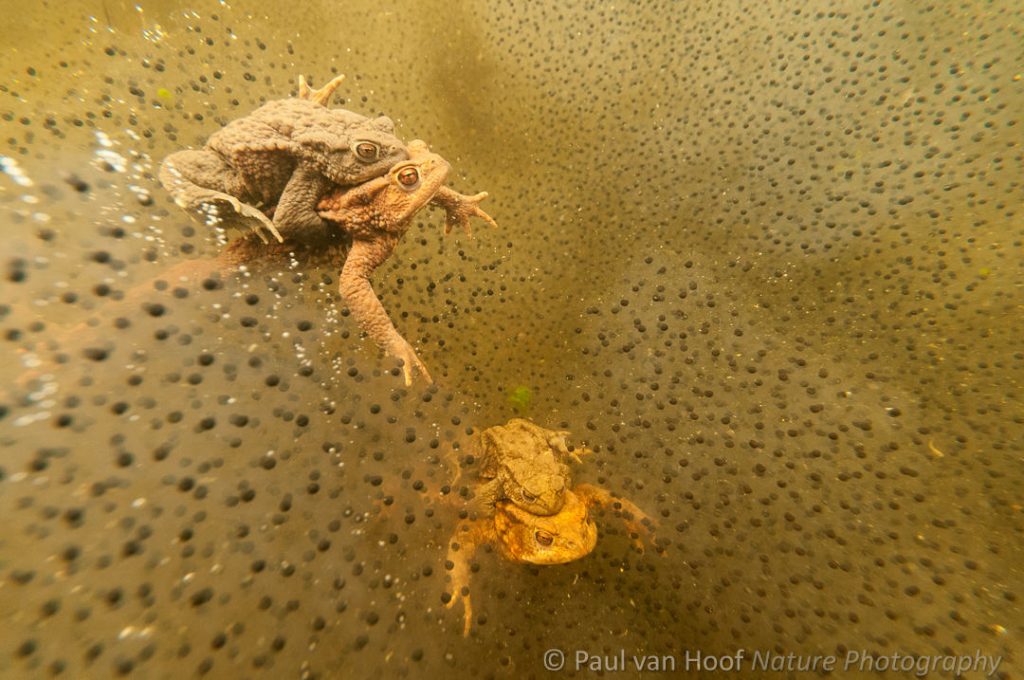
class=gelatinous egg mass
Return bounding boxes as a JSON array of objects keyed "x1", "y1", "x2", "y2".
[{"x1": 0, "y1": 1, "x2": 1020, "y2": 678}]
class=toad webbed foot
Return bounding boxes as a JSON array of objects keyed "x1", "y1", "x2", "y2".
[
  {"x1": 567, "y1": 447, "x2": 594, "y2": 465},
  {"x1": 159, "y1": 151, "x2": 284, "y2": 243},
  {"x1": 227, "y1": 195, "x2": 285, "y2": 243},
  {"x1": 444, "y1": 582, "x2": 474, "y2": 638},
  {"x1": 174, "y1": 186, "x2": 282, "y2": 244},
  {"x1": 297, "y1": 73, "x2": 346, "y2": 106},
  {"x1": 546, "y1": 429, "x2": 593, "y2": 464},
  {"x1": 390, "y1": 336, "x2": 433, "y2": 387}
]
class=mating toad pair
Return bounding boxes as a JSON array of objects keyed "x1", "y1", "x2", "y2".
[
  {"x1": 445, "y1": 418, "x2": 657, "y2": 635},
  {"x1": 160, "y1": 74, "x2": 495, "y2": 385}
]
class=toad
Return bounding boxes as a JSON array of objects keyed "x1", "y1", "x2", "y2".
[
  {"x1": 470, "y1": 418, "x2": 585, "y2": 516},
  {"x1": 315, "y1": 139, "x2": 496, "y2": 384},
  {"x1": 444, "y1": 485, "x2": 656, "y2": 636},
  {"x1": 159, "y1": 74, "x2": 408, "y2": 243}
]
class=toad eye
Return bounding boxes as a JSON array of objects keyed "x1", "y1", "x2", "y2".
[
  {"x1": 535, "y1": 530, "x2": 554, "y2": 547},
  {"x1": 520, "y1": 489, "x2": 537, "y2": 503},
  {"x1": 353, "y1": 141, "x2": 379, "y2": 161},
  {"x1": 396, "y1": 166, "x2": 420, "y2": 189}
]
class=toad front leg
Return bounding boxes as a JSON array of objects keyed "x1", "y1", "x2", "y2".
[
  {"x1": 271, "y1": 162, "x2": 334, "y2": 240},
  {"x1": 431, "y1": 186, "x2": 498, "y2": 238},
  {"x1": 574, "y1": 483, "x2": 657, "y2": 553},
  {"x1": 340, "y1": 236, "x2": 432, "y2": 386},
  {"x1": 467, "y1": 477, "x2": 504, "y2": 516}
]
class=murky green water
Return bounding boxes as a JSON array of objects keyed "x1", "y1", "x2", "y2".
[{"x1": 1, "y1": 1, "x2": 1021, "y2": 678}]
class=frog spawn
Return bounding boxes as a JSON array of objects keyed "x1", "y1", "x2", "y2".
[{"x1": 1, "y1": 0, "x2": 1022, "y2": 678}]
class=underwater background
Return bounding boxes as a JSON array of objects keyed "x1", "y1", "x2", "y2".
[{"x1": 0, "y1": 0, "x2": 1021, "y2": 677}]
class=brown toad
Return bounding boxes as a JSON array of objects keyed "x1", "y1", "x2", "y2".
[
  {"x1": 444, "y1": 485, "x2": 656, "y2": 636},
  {"x1": 159, "y1": 74, "x2": 408, "y2": 243},
  {"x1": 470, "y1": 418, "x2": 585, "y2": 516},
  {"x1": 316, "y1": 140, "x2": 496, "y2": 384}
]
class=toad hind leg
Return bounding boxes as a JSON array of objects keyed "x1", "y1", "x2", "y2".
[
  {"x1": 544, "y1": 428, "x2": 592, "y2": 464},
  {"x1": 298, "y1": 73, "x2": 346, "y2": 106},
  {"x1": 159, "y1": 150, "x2": 283, "y2": 243},
  {"x1": 445, "y1": 520, "x2": 488, "y2": 636}
]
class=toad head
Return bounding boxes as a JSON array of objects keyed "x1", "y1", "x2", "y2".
[{"x1": 296, "y1": 115, "x2": 409, "y2": 186}]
